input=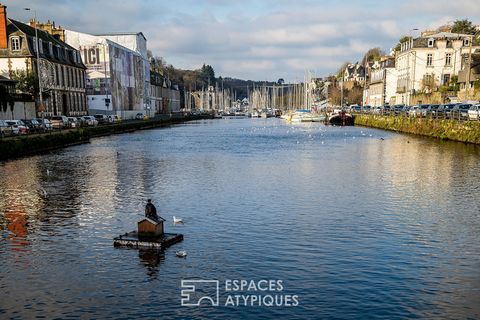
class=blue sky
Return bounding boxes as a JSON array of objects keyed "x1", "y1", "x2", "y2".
[{"x1": 4, "y1": 0, "x2": 480, "y2": 82}]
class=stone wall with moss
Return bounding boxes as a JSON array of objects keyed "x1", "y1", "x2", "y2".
[
  {"x1": 355, "y1": 115, "x2": 480, "y2": 144},
  {"x1": 0, "y1": 114, "x2": 209, "y2": 161}
]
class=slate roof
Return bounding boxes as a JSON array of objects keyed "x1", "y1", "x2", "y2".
[{"x1": 6, "y1": 19, "x2": 86, "y2": 69}]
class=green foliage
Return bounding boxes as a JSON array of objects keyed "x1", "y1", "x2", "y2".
[
  {"x1": 10, "y1": 69, "x2": 38, "y2": 96},
  {"x1": 200, "y1": 64, "x2": 215, "y2": 86},
  {"x1": 355, "y1": 115, "x2": 480, "y2": 144},
  {"x1": 474, "y1": 79, "x2": 480, "y2": 90},
  {"x1": 362, "y1": 47, "x2": 383, "y2": 65},
  {"x1": 451, "y1": 19, "x2": 477, "y2": 35},
  {"x1": 336, "y1": 62, "x2": 350, "y2": 80},
  {"x1": 394, "y1": 36, "x2": 412, "y2": 52}
]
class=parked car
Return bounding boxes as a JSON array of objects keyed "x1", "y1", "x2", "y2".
[
  {"x1": 468, "y1": 104, "x2": 480, "y2": 121},
  {"x1": 107, "y1": 114, "x2": 121, "y2": 123},
  {"x1": 22, "y1": 119, "x2": 42, "y2": 132},
  {"x1": 66, "y1": 117, "x2": 79, "y2": 128},
  {"x1": 34, "y1": 118, "x2": 53, "y2": 131},
  {"x1": 135, "y1": 112, "x2": 145, "y2": 120},
  {"x1": 49, "y1": 115, "x2": 69, "y2": 129},
  {"x1": 6, "y1": 120, "x2": 29, "y2": 135},
  {"x1": 350, "y1": 105, "x2": 361, "y2": 113},
  {"x1": 0, "y1": 119, "x2": 16, "y2": 137},
  {"x1": 409, "y1": 104, "x2": 430, "y2": 117},
  {"x1": 451, "y1": 104, "x2": 471, "y2": 120},
  {"x1": 82, "y1": 116, "x2": 98, "y2": 126},
  {"x1": 426, "y1": 104, "x2": 440, "y2": 117},
  {"x1": 94, "y1": 114, "x2": 108, "y2": 124},
  {"x1": 437, "y1": 103, "x2": 457, "y2": 118},
  {"x1": 76, "y1": 117, "x2": 86, "y2": 127},
  {"x1": 393, "y1": 104, "x2": 406, "y2": 115}
]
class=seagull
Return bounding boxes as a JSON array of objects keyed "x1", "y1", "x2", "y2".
[
  {"x1": 176, "y1": 250, "x2": 187, "y2": 258},
  {"x1": 173, "y1": 216, "x2": 183, "y2": 224},
  {"x1": 46, "y1": 169, "x2": 51, "y2": 176}
]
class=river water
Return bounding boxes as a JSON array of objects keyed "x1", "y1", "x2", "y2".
[{"x1": 0, "y1": 118, "x2": 479, "y2": 319}]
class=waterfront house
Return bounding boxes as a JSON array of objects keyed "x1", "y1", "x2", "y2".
[
  {"x1": 365, "y1": 56, "x2": 397, "y2": 107},
  {"x1": 150, "y1": 71, "x2": 181, "y2": 116},
  {"x1": 343, "y1": 63, "x2": 365, "y2": 90},
  {"x1": 395, "y1": 31, "x2": 479, "y2": 105},
  {"x1": 0, "y1": 4, "x2": 87, "y2": 117}
]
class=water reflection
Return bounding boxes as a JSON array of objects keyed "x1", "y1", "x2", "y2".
[
  {"x1": 138, "y1": 249, "x2": 165, "y2": 280},
  {"x1": 0, "y1": 119, "x2": 479, "y2": 319}
]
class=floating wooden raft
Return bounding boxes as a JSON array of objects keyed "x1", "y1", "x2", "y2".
[{"x1": 113, "y1": 231, "x2": 183, "y2": 250}]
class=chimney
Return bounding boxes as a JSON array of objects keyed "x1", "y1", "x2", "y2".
[{"x1": 0, "y1": 3, "x2": 7, "y2": 49}]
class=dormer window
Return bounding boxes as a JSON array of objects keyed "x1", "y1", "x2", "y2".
[
  {"x1": 48, "y1": 42, "x2": 53, "y2": 55},
  {"x1": 39, "y1": 39, "x2": 43, "y2": 54},
  {"x1": 10, "y1": 37, "x2": 20, "y2": 51},
  {"x1": 464, "y1": 38, "x2": 470, "y2": 46},
  {"x1": 428, "y1": 39, "x2": 434, "y2": 47}
]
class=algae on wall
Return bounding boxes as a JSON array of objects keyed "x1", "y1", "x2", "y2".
[{"x1": 355, "y1": 115, "x2": 480, "y2": 144}]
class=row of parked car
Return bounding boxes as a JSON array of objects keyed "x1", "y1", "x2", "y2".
[
  {"x1": 0, "y1": 114, "x2": 122, "y2": 137},
  {"x1": 349, "y1": 103, "x2": 480, "y2": 121}
]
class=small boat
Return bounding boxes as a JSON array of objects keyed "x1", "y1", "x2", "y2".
[
  {"x1": 287, "y1": 110, "x2": 325, "y2": 123},
  {"x1": 176, "y1": 250, "x2": 187, "y2": 258},
  {"x1": 328, "y1": 111, "x2": 354, "y2": 126}
]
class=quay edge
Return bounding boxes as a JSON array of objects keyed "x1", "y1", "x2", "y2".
[
  {"x1": 0, "y1": 114, "x2": 213, "y2": 161},
  {"x1": 354, "y1": 114, "x2": 480, "y2": 144}
]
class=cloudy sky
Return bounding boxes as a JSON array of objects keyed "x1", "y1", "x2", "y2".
[{"x1": 5, "y1": 0, "x2": 480, "y2": 82}]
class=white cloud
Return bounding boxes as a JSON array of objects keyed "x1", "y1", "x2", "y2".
[{"x1": 4, "y1": 0, "x2": 480, "y2": 81}]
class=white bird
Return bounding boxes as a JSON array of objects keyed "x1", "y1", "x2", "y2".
[
  {"x1": 173, "y1": 216, "x2": 183, "y2": 224},
  {"x1": 176, "y1": 250, "x2": 187, "y2": 258},
  {"x1": 40, "y1": 187, "x2": 47, "y2": 197},
  {"x1": 46, "y1": 169, "x2": 51, "y2": 176}
]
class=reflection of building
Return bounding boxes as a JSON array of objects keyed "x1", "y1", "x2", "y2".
[
  {"x1": 395, "y1": 32, "x2": 479, "y2": 105},
  {"x1": 65, "y1": 30, "x2": 147, "y2": 119},
  {"x1": 0, "y1": 5, "x2": 87, "y2": 117}
]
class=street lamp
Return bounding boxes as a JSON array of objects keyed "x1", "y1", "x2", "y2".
[{"x1": 24, "y1": 7, "x2": 44, "y2": 119}]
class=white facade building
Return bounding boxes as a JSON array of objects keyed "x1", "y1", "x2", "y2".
[
  {"x1": 395, "y1": 32, "x2": 478, "y2": 105},
  {"x1": 366, "y1": 57, "x2": 397, "y2": 106}
]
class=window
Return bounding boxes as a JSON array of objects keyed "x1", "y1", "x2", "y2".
[
  {"x1": 445, "y1": 53, "x2": 451, "y2": 66},
  {"x1": 48, "y1": 42, "x2": 53, "y2": 55},
  {"x1": 428, "y1": 39, "x2": 434, "y2": 47},
  {"x1": 10, "y1": 37, "x2": 20, "y2": 51},
  {"x1": 38, "y1": 39, "x2": 43, "y2": 54},
  {"x1": 427, "y1": 54, "x2": 433, "y2": 66},
  {"x1": 443, "y1": 74, "x2": 450, "y2": 85},
  {"x1": 464, "y1": 38, "x2": 470, "y2": 46}
]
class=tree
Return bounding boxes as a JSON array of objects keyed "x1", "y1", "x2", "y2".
[
  {"x1": 451, "y1": 19, "x2": 477, "y2": 35},
  {"x1": 10, "y1": 69, "x2": 38, "y2": 97},
  {"x1": 362, "y1": 47, "x2": 383, "y2": 65},
  {"x1": 277, "y1": 78, "x2": 285, "y2": 85},
  {"x1": 346, "y1": 84, "x2": 363, "y2": 105},
  {"x1": 200, "y1": 64, "x2": 215, "y2": 86},
  {"x1": 336, "y1": 62, "x2": 350, "y2": 80}
]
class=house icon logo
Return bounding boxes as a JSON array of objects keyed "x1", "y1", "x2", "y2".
[{"x1": 181, "y1": 280, "x2": 220, "y2": 306}]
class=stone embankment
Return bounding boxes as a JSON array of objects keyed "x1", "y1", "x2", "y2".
[
  {"x1": 0, "y1": 114, "x2": 211, "y2": 161},
  {"x1": 355, "y1": 115, "x2": 480, "y2": 144}
]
